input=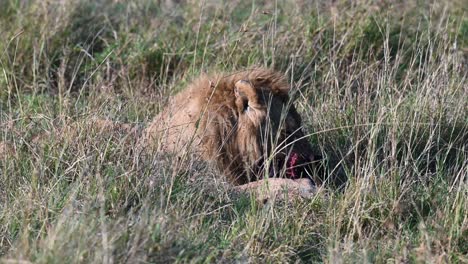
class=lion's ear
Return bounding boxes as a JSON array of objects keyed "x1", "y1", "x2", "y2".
[
  {"x1": 234, "y1": 80, "x2": 260, "y2": 108},
  {"x1": 234, "y1": 80, "x2": 249, "y2": 98}
]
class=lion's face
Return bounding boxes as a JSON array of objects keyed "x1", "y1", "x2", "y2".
[{"x1": 232, "y1": 80, "x2": 320, "y2": 184}]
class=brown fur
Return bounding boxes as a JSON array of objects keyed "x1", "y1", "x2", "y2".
[{"x1": 142, "y1": 68, "x2": 320, "y2": 185}]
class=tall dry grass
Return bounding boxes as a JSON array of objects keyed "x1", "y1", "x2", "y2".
[{"x1": 1, "y1": 0, "x2": 466, "y2": 262}]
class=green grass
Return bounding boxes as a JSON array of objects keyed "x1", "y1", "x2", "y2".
[{"x1": 1, "y1": 0, "x2": 467, "y2": 263}]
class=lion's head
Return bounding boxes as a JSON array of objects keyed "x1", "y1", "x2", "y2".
[
  {"x1": 211, "y1": 71, "x2": 321, "y2": 184},
  {"x1": 143, "y1": 68, "x2": 322, "y2": 185}
]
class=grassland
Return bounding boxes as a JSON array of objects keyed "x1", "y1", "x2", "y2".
[{"x1": 0, "y1": 0, "x2": 467, "y2": 263}]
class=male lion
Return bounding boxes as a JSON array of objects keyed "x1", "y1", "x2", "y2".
[{"x1": 141, "y1": 68, "x2": 322, "y2": 185}]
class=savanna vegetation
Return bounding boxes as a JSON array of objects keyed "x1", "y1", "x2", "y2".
[{"x1": 0, "y1": 0, "x2": 467, "y2": 262}]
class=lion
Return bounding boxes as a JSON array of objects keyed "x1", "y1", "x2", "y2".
[{"x1": 141, "y1": 68, "x2": 322, "y2": 186}]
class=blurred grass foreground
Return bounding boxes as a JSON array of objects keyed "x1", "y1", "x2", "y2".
[{"x1": 0, "y1": 0, "x2": 467, "y2": 263}]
